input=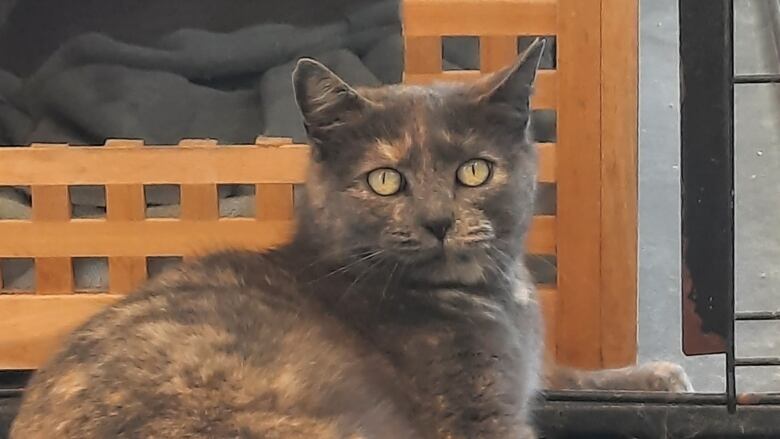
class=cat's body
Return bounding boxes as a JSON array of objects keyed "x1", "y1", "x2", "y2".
[
  {"x1": 12, "y1": 242, "x2": 541, "y2": 438},
  {"x1": 11, "y1": 40, "x2": 690, "y2": 439}
]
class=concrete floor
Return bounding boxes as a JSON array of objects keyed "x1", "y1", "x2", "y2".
[{"x1": 639, "y1": 0, "x2": 780, "y2": 392}]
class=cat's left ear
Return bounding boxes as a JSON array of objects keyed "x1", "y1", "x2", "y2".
[
  {"x1": 292, "y1": 58, "x2": 375, "y2": 149},
  {"x1": 471, "y1": 38, "x2": 546, "y2": 112}
]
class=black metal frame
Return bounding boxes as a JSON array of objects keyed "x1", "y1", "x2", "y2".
[
  {"x1": 2, "y1": 1, "x2": 780, "y2": 437},
  {"x1": 680, "y1": 0, "x2": 780, "y2": 415}
]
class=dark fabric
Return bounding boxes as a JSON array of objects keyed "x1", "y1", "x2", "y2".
[{"x1": 0, "y1": 0, "x2": 399, "y2": 147}]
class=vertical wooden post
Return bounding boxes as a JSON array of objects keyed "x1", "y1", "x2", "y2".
[
  {"x1": 479, "y1": 36, "x2": 518, "y2": 72},
  {"x1": 403, "y1": 36, "x2": 443, "y2": 81},
  {"x1": 179, "y1": 139, "x2": 220, "y2": 262},
  {"x1": 600, "y1": 0, "x2": 639, "y2": 367},
  {"x1": 255, "y1": 139, "x2": 295, "y2": 223},
  {"x1": 106, "y1": 139, "x2": 147, "y2": 294},
  {"x1": 31, "y1": 144, "x2": 74, "y2": 295},
  {"x1": 555, "y1": 0, "x2": 604, "y2": 369}
]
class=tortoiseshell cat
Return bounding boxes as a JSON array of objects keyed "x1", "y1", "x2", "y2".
[{"x1": 11, "y1": 40, "x2": 691, "y2": 438}]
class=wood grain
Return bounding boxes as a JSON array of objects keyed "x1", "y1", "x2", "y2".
[
  {"x1": 257, "y1": 184, "x2": 295, "y2": 221},
  {"x1": 178, "y1": 142, "x2": 221, "y2": 262},
  {"x1": 555, "y1": 0, "x2": 603, "y2": 369},
  {"x1": 403, "y1": 36, "x2": 443, "y2": 75},
  {"x1": 0, "y1": 216, "x2": 551, "y2": 259},
  {"x1": 403, "y1": 0, "x2": 557, "y2": 37},
  {"x1": 479, "y1": 36, "x2": 518, "y2": 72},
  {"x1": 31, "y1": 183, "x2": 73, "y2": 295},
  {"x1": 0, "y1": 294, "x2": 122, "y2": 369},
  {"x1": 526, "y1": 215, "x2": 556, "y2": 255},
  {"x1": 599, "y1": 0, "x2": 639, "y2": 367},
  {"x1": 537, "y1": 142, "x2": 556, "y2": 183},
  {"x1": 0, "y1": 219, "x2": 295, "y2": 259},
  {"x1": 0, "y1": 144, "x2": 310, "y2": 186},
  {"x1": 106, "y1": 140, "x2": 147, "y2": 294}
]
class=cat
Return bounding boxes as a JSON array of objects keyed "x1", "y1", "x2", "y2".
[{"x1": 11, "y1": 39, "x2": 691, "y2": 439}]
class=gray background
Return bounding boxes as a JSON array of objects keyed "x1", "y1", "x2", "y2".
[{"x1": 639, "y1": 0, "x2": 780, "y2": 392}]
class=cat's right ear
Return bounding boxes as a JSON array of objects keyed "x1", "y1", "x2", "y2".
[{"x1": 292, "y1": 58, "x2": 373, "y2": 156}]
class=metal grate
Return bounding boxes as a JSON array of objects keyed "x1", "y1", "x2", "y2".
[{"x1": 680, "y1": 0, "x2": 780, "y2": 414}]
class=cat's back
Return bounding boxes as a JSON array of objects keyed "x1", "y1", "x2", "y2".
[{"x1": 11, "y1": 249, "x2": 415, "y2": 439}]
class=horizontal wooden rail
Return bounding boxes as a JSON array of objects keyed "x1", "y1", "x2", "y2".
[
  {"x1": 0, "y1": 294, "x2": 123, "y2": 369},
  {"x1": 0, "y1": 142, "x2": 554, "y2": 184},
  {"x1": 0, "y1": 219, "x2": 295, "y2": 258},
  {"x1": 404, "y1": 70, "x2": 557, "y2": 109},
  {"x1": 403, "y1": 0, "x2": 558, "y2": 36},
  {"x1": 0, "y1": 144, "x2": 310, "y2": 185},
  {"x1": 0, "y1": 215, "x2": 555, "y2": 258}
]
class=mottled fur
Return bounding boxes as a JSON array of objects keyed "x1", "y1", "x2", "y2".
[{"x1": 12, "y1": 40, "x2": 690, "y2": 439}]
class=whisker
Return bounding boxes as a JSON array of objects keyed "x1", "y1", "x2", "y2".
[
  {"x1": 338, "y1": 255, "x2": 388, "y2": 303},
  {"x1": 323, "y1": 250, "x2": 385, "y2": 278},
  {"x1": 380, "y1": 262, "x2": 400, "y2": 300},
  {"x1": 306, "y1": 249, "x2": 385, "y2": 284}
]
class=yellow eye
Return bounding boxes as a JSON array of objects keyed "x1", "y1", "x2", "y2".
[
  {"x1": 456, "y1": 159, "x2": 492, "y2": 187},
  {"x1": 367, "y1": 168, "x2": 403, "y2": 196}
]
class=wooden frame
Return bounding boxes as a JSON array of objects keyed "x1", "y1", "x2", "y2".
[
  {"x1": 403, "y1": 0, "x2": 638, "y2": 369},
  {"x1": 0, "y1": 0, "x2": 637, "y2": 371},
  {"x1": 0, "y1": 137, "x2": 556, "y2": 369}
]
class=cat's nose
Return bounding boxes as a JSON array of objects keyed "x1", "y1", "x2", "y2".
[{"x1": 423, "y1": 217, "x2": 453, "y2": 242}]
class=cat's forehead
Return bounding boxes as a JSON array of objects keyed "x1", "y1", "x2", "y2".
[{"x1": 355, "y1": 84, "x2": 481, "y2": 164}]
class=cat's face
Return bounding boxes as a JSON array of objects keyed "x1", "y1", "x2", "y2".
[{"x1": 293, "y1": 41, "x2": 544, "y2": 283}]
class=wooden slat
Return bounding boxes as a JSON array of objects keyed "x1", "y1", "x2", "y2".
[
  {"x1": 555, "y1": 0, "x2": 603, "y2": 369},
  {"x1": 255, "y1": 136, "x2": 294, "y2": 146},
  {"x1": 0, "y1": 219, "x2": 294, "y2": 258},
  {"x1": 0, "y1": 144, "x2": 310, "y2": 186},
  {"x1": 537, "y1": 142, "x2": 556, "y2": 183},
  {"x1": 0, "y1": 294, "x2": 122, "y2": 369},
  {"x1": 179, "y1": 140, "x2": 220, "y2": 263},
  {"x1": 0, "y1": 216, "x2": 548, "y2": 259},
  {"x1": 181, "y1": 184, "x2": 218, "y2": 220},
  {"x1": 526, "y1": 215, "x2": 556, "y2": 255},
  {"x1": 480, "y1": 36, "x2": 518, "y2": 72},
  {"x1": 106, "y1": 140, "x2": 147, "y2": 294},
  {"x1": 403, "y1": 36, "x2": 443, "y2": 75},
  {"x1": 257, "y1": 184, "x2": 294, "y2": 221},
  {"x1": 600, "y1": 0, "x2": 638, "y2": 367},
  {"x1": 538, "y1": 286, "x2": 558, "y2": 361},
  {"x1": 181, "y1": 184, "x2": 219, "y2": 262},
  {"x1": 403, "y1": 0, "x2": 557, "y2": 37},
  {"x1": 31, "y1": 183, "x2": 73, "y2": 295},
  {"x1": 404, "y1": 70, "x2": 557, "y2": 109}
]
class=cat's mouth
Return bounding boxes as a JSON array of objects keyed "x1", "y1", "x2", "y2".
[{"x1": 395, "y1": 239, "x2": 491, "y2": 264}]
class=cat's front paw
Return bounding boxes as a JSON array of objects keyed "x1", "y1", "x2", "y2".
[{"x1": 637, "y1": 361, "x2": 694, "y2": 392}]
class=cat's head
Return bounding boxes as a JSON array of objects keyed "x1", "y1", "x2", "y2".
[{"x1": 292, "y1": 40, "x2": 545, "y2": 284}]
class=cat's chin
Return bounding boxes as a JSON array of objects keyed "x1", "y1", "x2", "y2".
[{"x1": 402, "y1": 249, "x2": 489, "y2": 285}]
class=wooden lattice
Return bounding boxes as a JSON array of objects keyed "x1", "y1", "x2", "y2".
[
  {"x1": 0, "y1": 0, "x2": 638, "y2": 372},
  {"x1": 0, "y1": 136, "x2": 555, "y2": 369},
  {"x1": 402, "y1": 0, "x2": 639, "y2": 369},
  {"x1": 0, "y1": 137, "x2": 307, "y2": 368}
]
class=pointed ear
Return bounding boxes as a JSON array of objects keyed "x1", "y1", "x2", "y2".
[
  {"x1": 471, "y1": 38, "x2": 546, "y2": 111},
  {"x1": 292, "y1": 58, "x2": 373, "y2": 147}
]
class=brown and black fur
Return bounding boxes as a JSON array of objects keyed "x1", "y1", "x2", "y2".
[{"x1": 11, "y1": 40, "x2": 691, "y2": 438}]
